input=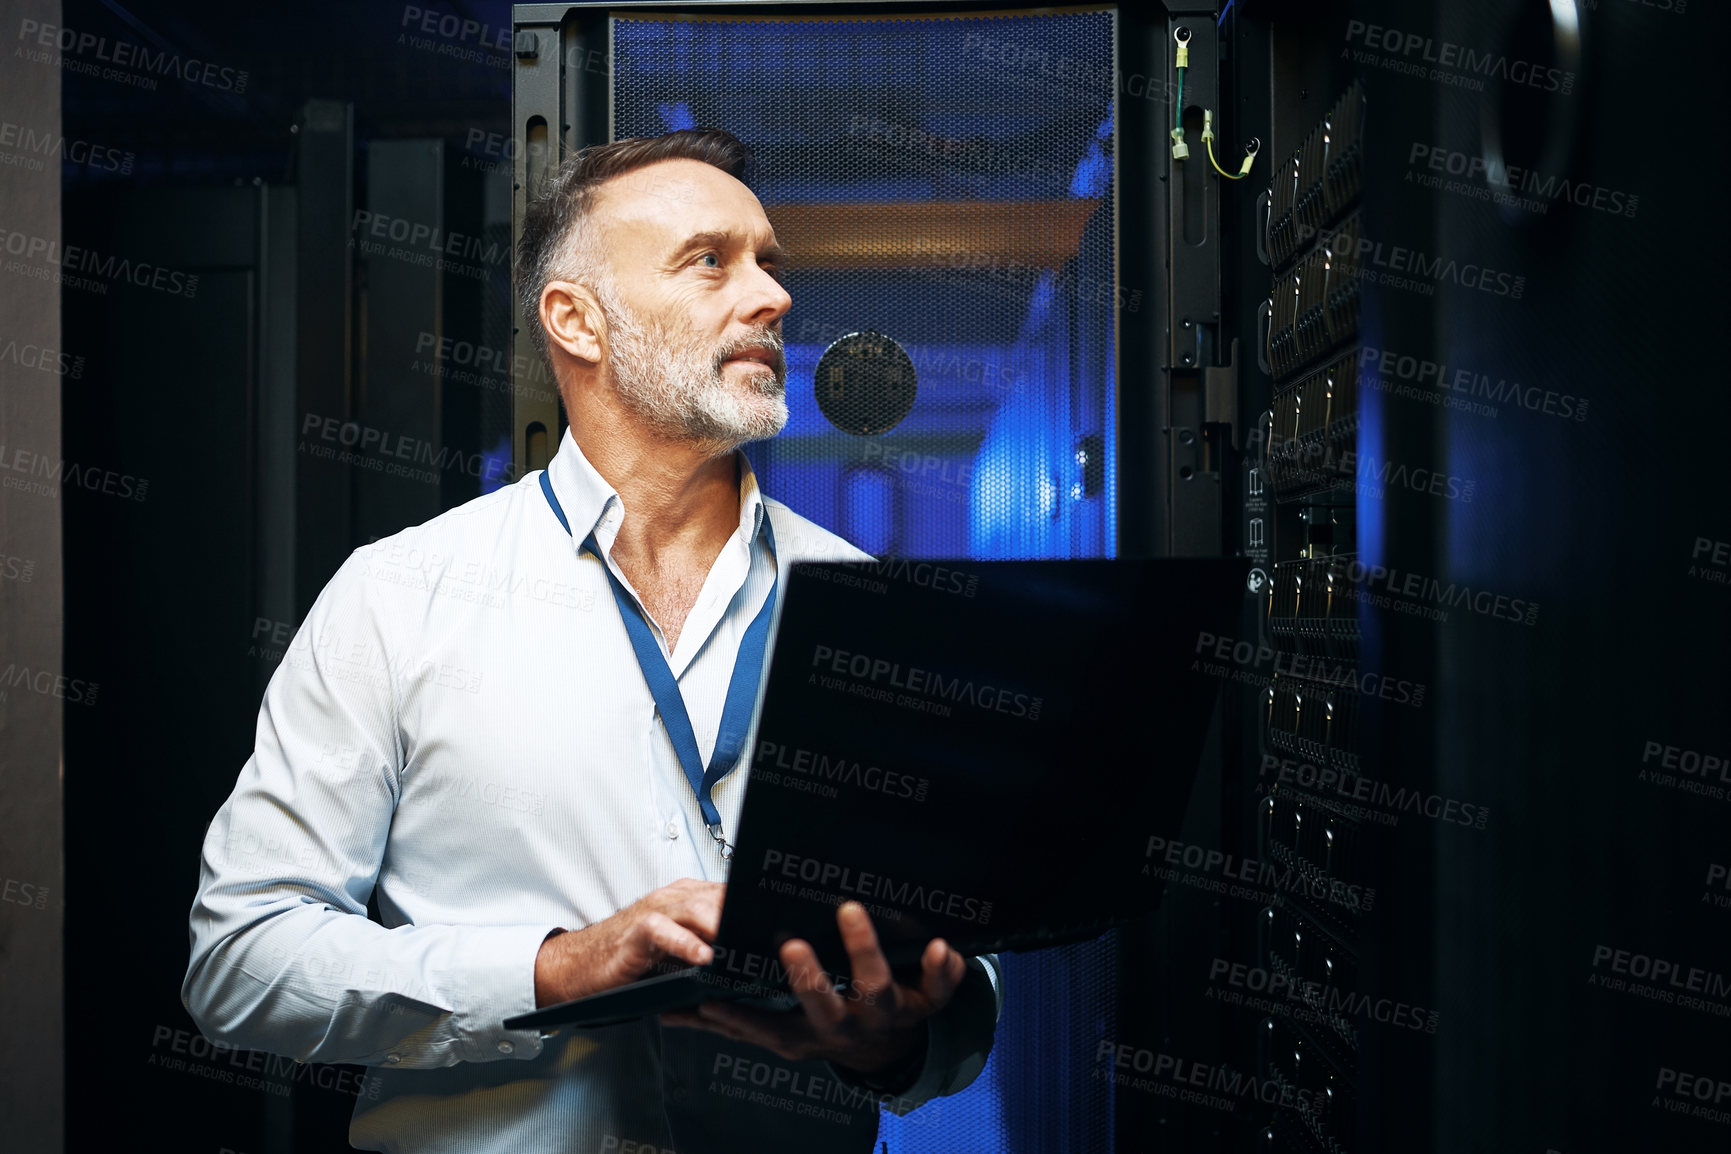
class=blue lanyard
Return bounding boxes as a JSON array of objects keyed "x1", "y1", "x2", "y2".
[{"x1": 540, "y1": 471, "x2": 776, "y2": 859}]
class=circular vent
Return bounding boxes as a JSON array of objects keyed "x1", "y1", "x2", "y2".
[{"x1": 812, "y1": 330, "x2": 918, "y2": 437}]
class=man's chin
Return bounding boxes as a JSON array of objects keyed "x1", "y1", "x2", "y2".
[{"x1": 665, "y1": 398, "x2": 787, "y2": 455}]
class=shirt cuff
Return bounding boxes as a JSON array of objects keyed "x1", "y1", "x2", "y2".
[{"x1": 451, "y1": 922, "x2": 567, "y2": 1064}]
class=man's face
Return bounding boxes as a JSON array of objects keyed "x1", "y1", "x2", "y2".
[{"x1": 588, "y1": 157, "x2": 794, "y2": 450}]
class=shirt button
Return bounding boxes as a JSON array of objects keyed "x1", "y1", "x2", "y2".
[
  {"x1": 665, "y1": 820, "x2": 680, "y2": 840},
  {"x1": 385, "y1": 1053, "x2": 401, "y2": 1065},
  {"x1": 497, "y1": 1040, "x2": 514, "y2": 1055}
]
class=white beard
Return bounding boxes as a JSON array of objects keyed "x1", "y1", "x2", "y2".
[{"x1": 603, "y1": 297, "x2": 788, "y2": 454}]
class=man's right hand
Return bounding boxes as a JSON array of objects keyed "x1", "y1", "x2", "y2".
[{"x1": 533, "y1": 878, "x2": 725, "y2": 1007}]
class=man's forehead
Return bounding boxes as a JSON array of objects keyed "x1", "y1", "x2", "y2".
[{"x1": 593, "y1": 159, "x2": 776, "y2": 249}]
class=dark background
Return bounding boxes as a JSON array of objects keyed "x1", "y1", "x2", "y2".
[{"x1": 18, "y1": 0, "x2": 1730, "y2": 1151}]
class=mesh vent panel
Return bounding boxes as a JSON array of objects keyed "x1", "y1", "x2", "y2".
[
  {"x1": 614, "y1": 9, "x2": 1119, "y2": 561},
  {"x1": 616, "y1": 14, "x2": 1124, "y2": 1150}
]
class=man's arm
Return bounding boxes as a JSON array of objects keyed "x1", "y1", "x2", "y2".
[{"x1": 182, "y1": 549, "x2": 563, "y2": 1068}]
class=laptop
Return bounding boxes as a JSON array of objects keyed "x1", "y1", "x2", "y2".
[{"x1": 506, "y1": 555, "x2": 1248, "y2": 1031}]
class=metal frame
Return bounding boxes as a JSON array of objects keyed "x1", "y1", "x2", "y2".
[{"x1": 507, "y1": 1, "x2": 1147, "y2": 506}]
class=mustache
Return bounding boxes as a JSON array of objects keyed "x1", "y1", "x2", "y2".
[{"x1": 713, "y1": 327, "x2": 786, "y2": 375}]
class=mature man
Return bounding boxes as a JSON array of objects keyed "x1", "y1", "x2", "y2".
[{"x1": 183, "y1": 128, "x2": 1001, "y2": 1153}]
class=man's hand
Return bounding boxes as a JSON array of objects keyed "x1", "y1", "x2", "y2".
[
  {"x1": 662, "y1": 899, "x2": 969, "y2": 1077},
  {"x1": 534, "y1": 878, "x2": 725, "y2": 1007}
]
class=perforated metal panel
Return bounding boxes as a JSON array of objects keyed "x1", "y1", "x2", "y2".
[
  {"x1": 613, "y1": 12, "x2": 1122, "y2": 1151},
  {"x1": 613, "y1": 9, "x2": 1119, "y2": 561}
]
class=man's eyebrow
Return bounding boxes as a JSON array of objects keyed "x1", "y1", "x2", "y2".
[{"x1": 670, "y1": 229, "x2": 789, "y2": 265}]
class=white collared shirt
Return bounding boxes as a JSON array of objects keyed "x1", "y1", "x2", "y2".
[{"x1": 183, "y1": 426, "x2": 1001, "y2": 1153}]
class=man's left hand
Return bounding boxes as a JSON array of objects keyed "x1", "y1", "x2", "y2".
[{"x1": 661, "y1": 899, "x2": 968, "y2": 1077}]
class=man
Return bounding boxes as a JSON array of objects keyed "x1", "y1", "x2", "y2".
[{"x1": 183, "y1": 128, "x2": 1001, "y2": 1153}]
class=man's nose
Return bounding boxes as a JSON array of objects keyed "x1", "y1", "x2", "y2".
[{"x1": 738, "y1": 263, "x2": 792, "y2": 328}]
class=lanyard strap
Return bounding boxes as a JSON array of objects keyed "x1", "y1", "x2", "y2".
[{"x1": 539, "y1": 470, "x2": 775, "y2": 859}]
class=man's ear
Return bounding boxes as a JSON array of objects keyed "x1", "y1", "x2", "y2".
[{"x1": 541, "y1": 280, "x2": 605, "y2": 367}]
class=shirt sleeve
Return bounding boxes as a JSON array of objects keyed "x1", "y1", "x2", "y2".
[
  {"x1": 826, "y1": 952, "x2": 1003, "y2": 1115},
  {"x1": 181, "y1": 548, "x2": 564, "y2": 1069}
]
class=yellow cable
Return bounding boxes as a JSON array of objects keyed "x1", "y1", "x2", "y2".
[
  {"x1": 1203, "y1": 111, "x2": 1259, "y2": 180},
  {"x1": 1207, "y1": 133, "x2": 1243, "y2": 179}
]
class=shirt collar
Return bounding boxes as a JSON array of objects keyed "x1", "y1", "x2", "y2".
[{"x1": 544, "y1": 425, "x2": 767, "y2": 552}]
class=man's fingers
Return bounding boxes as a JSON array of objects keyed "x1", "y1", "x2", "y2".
[
  {"x1": 640, "y1": 911, "x2": 714, "y2": 967},
  {"x1": 778, "y1": 937, "x2": 848, "y2": 1032},
  {"x1": 659, "y1": 880, "x2": 726, "y2": 943},
  {"x1": 917, "y1": 938, "x2": 968, "y2": 1012},
  {"x1": 836, "y1": 901, "x2": 894, "y2": 998}
]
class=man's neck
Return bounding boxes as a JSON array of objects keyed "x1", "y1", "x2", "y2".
[{"x1": 578, "y1": 422, "x2": 742, "y2": 569}]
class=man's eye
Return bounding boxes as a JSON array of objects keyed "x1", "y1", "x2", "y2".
[{"x1": 698, "y1": 252, "x2": 720, "y2": 268}]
